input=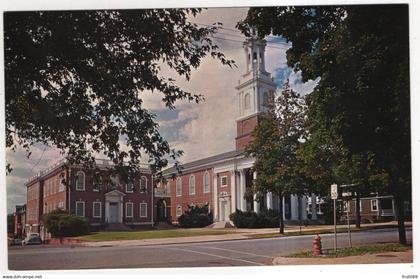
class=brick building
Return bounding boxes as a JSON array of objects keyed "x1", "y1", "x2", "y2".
[{"x1": 22, "y1": 159, "x2": 156, "y2": 234}]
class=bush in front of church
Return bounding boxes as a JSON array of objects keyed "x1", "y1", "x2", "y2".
[
  {"x1": 229, "y1": 209, "x2": 280, "y2": 228},
  {"x1": 178, "y1": 204, "x2": 213, "y2": 228},
  {"x1": 42, "y1": 209, "x2": 90, "y2": 238}
]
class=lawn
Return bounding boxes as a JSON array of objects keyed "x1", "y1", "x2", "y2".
[
  {"x1": 247, "y1": 223, "x2": 404, "y2": 239},
  {"x1": 77, "y1": 229, "x2": 235, "y2": 242},
  {"x1": 288, "y1": 243, "x2": 411, "y2": 258}
]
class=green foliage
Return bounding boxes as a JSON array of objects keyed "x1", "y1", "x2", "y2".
[
  {"x1": 41, "y1": 209, "x2": 89, "y2": 237},
  {"x1": 229, "y1": 209, "x2": 280, "y2": 228},
  {"x1": 178, "y1": 204, "x2": 213, "y2": 228},
  {"x1": 4, "y1": 9, "x2": 234, "y2": 175},
  {"x1": 241, "y1": 5, "x2": 410, "y2": 243}
]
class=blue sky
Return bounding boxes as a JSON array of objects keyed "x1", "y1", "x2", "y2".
[{"x1": 5, "y1": 7, "x2": 319, "y2": 213}]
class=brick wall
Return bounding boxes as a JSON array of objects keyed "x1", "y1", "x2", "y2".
[{"x1": 169, "y1": 168, "x2": 213, "y2": 222}]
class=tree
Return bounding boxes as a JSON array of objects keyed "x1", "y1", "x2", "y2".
[
  {"x1": 240, "y1": 5, "x2": 410, "y2": 244},
  {"x1": 246, "y1": 80, "x2": 307, "y2": 234},
  {"x1": 5, "y1": 9, "x2": 234, "y2": 176},
  {"x1": 41, "y1": 209, "x2": 90, "y2": 240}
]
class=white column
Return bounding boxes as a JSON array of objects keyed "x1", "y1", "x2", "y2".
[
  {"x1": 300, "y1": 195, "x2": 308, "y2": 220},
  {"x1": 213, "y1": 174, "x2": 218, "y2": 221},
  {"x1": 290, "y1": 194, "x2": 299, "y2": 220},
  {"x1": 311, "y1": 193, "x2": 318, "y2": 221},
  {"x1": 266, "y1": 192, "x2": 273, "y2": 210},
  {"x1": 105, "y1": 201, "x2": 109, "y2": 223},
  {"x1": 239, "y1": 169, "x2": 246, "y2": 211},
  {"x1": 230, "y1": 170, "x2": 236, "y2": 213},
  {"x1": 253, "y1": 171, "x2": 260, "y2": 214}
]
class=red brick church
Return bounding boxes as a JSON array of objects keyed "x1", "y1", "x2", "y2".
[{"x1": 161, "y1": 33, "x2": 317, "y2": 225}]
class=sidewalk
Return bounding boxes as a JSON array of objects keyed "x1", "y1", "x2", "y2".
[
  {"x1": 78, "y1": 221, "x2": 408, "y2": 248},
  {"x1": 272, "y1": 250, "x2": 413, "y2": 265}
]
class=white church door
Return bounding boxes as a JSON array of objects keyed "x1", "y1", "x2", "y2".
[
  {"x1": 109, "y1": 202, "x2": 119, "y2": 223},
  {"x1": 220, "y1": 200, "x2": 230, "y2": 221}
]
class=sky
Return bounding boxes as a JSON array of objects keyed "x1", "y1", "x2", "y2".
[{"x1": 5, "y1": 7, "x2": 319, "y2": 214}]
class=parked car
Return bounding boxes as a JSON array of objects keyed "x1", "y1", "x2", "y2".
[
  {"x1": 23, "y1": 233, "x2": 42, "y2": 245},
  {"x1": 10, "y1": 238, "x2": 23, "y2": 246}
]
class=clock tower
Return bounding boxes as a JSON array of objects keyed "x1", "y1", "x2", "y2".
[{"x1": 235, "y1": 30, "x2": 276, "y2": 150}]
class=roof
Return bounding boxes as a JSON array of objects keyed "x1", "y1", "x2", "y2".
[{"x1": 162, "y1": 149, "x2": 245, "y2": 176}]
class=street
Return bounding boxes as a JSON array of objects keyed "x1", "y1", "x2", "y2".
[{"x1": 8, "y1": 228, "x2": 412, "y2": 270}]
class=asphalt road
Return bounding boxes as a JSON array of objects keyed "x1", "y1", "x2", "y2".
[{"x1": 8, "y1": 228, "x2": 412, "y2": 270}]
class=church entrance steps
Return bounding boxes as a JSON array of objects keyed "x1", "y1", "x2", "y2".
[{"x1": 207, "y1": 221, "x2": 235, "y2": 229}]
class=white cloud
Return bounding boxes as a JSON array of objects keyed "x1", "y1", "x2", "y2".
[{"x1": 6, "y1": 7, "x2": 319, "y2": 213}]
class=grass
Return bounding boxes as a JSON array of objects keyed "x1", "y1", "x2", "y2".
[
  {"x1": 288, "y1": 243, "x2": 411, "y2": 258},
  {"x1": 77, "y1": 229, "x2": 235, "y2": 242},
  {"x1": 247, "y1": 223, "x2": 404, "y2": 239}
]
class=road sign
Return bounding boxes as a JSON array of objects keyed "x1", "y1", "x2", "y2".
[{"x1": 331, "y1": 184, "x2": 338, "y2": 200}]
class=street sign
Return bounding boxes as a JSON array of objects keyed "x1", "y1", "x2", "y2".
[
  {"x1": 342, "y1": 191, "x2": 352, "y2": 197},
  {"x1": 331, "y1": 184, "x2": 338, "y2": 200}
]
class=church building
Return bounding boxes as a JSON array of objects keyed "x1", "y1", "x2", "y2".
[{"x1": 163, "y1": 33, "x2": 319, "y2": 224}]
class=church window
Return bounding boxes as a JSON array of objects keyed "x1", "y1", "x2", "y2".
[
  {"x1": 189, "y1": 175, "x2": 196, "y2": 195},
  {"x1": 262, "y1": 91, "x2": 269, "y2": 106},
  {"x1": 176, "y1": 177, "x2": 182, "y2": 196},
  {"x1": 75, "y1": 171, "x2": 85, "y2": 191},
  {"x1": 140, "y1": 176, "x2": 147, "y2": 192},
  {"x1": 244, "y1": 93, "x2": 251, "y2": 109},
  {"x1": 203, "y1": 171, "x2": 210, "y2": 193}
]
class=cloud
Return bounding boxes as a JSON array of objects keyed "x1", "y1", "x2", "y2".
[{"x1": 5, "y1": 7, "x2": 319, "y2": 213}]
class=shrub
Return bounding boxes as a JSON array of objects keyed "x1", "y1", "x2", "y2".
[
  {"x1": 42, "y1": 209, "x2": 89, "y2": 238},
  {"x1": 229, "y1": 209, "x2": 280, "y2": 228},
  {"x1": 178, "y1": 204, "x2": 213, "y2": 228}
]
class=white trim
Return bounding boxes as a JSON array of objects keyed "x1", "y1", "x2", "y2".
[
  {"x1": 126, "y1": 202, "x2": 134, "y2": 218},
  {"x1": 140, "y1": 176, "x2": 148, "y2": 192},
  {"x1": 93, "y1": 202, "x2": 102, "y2": 218},
  {"x1": 75, "y1": 171, "x2": 85, "y2": 191},
  {"x1": 75, "y1": 201, "x2": 85, "y2": 217},
  {"x1": 176, "y1": 177, "x2": 182, "y2": 197},
  {"x1": 371, "y1": 199, "x2": 378, "y2": 211},
  {"x1": 126, "y1": 183, "x2": 134, "y2": 193},
  {"x1": 140, "y1": 202, "x2": 148, "y2": 218},
  {"x1": 189, "y1": 174, "x2": 196, "y2": 195},
  {"x1": 221, "y1": 176, "x2": 228, "y2": 188},
  {"x1": 203, "y1": 171, "x2": 210, "y2": 193}
]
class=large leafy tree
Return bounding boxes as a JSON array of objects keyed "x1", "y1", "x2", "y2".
[
  {"x1": 5, "y1": 9, "x2": 233, "y2": 177},
  {"x1": 246, "y1": 80, "x2": 307, "y2": 234},
  {"x1": 240, "y1": 5, "x2": 410, "y2": 244}
]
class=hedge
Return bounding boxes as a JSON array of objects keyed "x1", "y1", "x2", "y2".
[{"x1": 178, "y1": 204, "x2": 213, "y2": 228}]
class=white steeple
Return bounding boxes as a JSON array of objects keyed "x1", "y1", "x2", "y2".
[{"x1": 236, "y1": 29, "x2": 276, "y2": 120}]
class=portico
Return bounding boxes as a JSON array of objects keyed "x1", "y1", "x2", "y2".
[{"x1": 104, "y1": 190, "x2": 125, "y2": 223}]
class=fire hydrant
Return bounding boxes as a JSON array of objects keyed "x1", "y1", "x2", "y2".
[{"x1": 313, "y1": 234, "x2": 322, "y2": 256}]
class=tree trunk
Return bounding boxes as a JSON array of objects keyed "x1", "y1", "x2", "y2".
[
  {"x1": 355, "y1": 194, "x2": 361, "y2": 228},
  {"x1": 394, "y1": 195, "x2": 407, "y2": 245},
  {"x1": 279, "y1": 194, "x2": 284, "y2": 234}
]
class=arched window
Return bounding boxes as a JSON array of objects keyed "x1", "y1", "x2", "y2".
[
  {"x1": 75, "y1": 171, "x2": 85, "y2": 191},
  {"x1": 253, "y1": 52, "x2": 257, "y2": 62},
  {"x1": 262, "y1": 91, "x2": 269, "y2": 106},
  {"x1": 189, "y1": 175, "x2": 196, "y2": 195},
  {"x1": 203, "y1": 171, "x2": 210, "y2": 193},
  {"x1": 140, "y1": 176, "x2": 147, "y2": 192},
  {"x1": 244, "y1": 93, "x2": 251, "y2": 110},
  {"x1": 176, "y1": 177, "x2": 182, "y2": 197}
]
